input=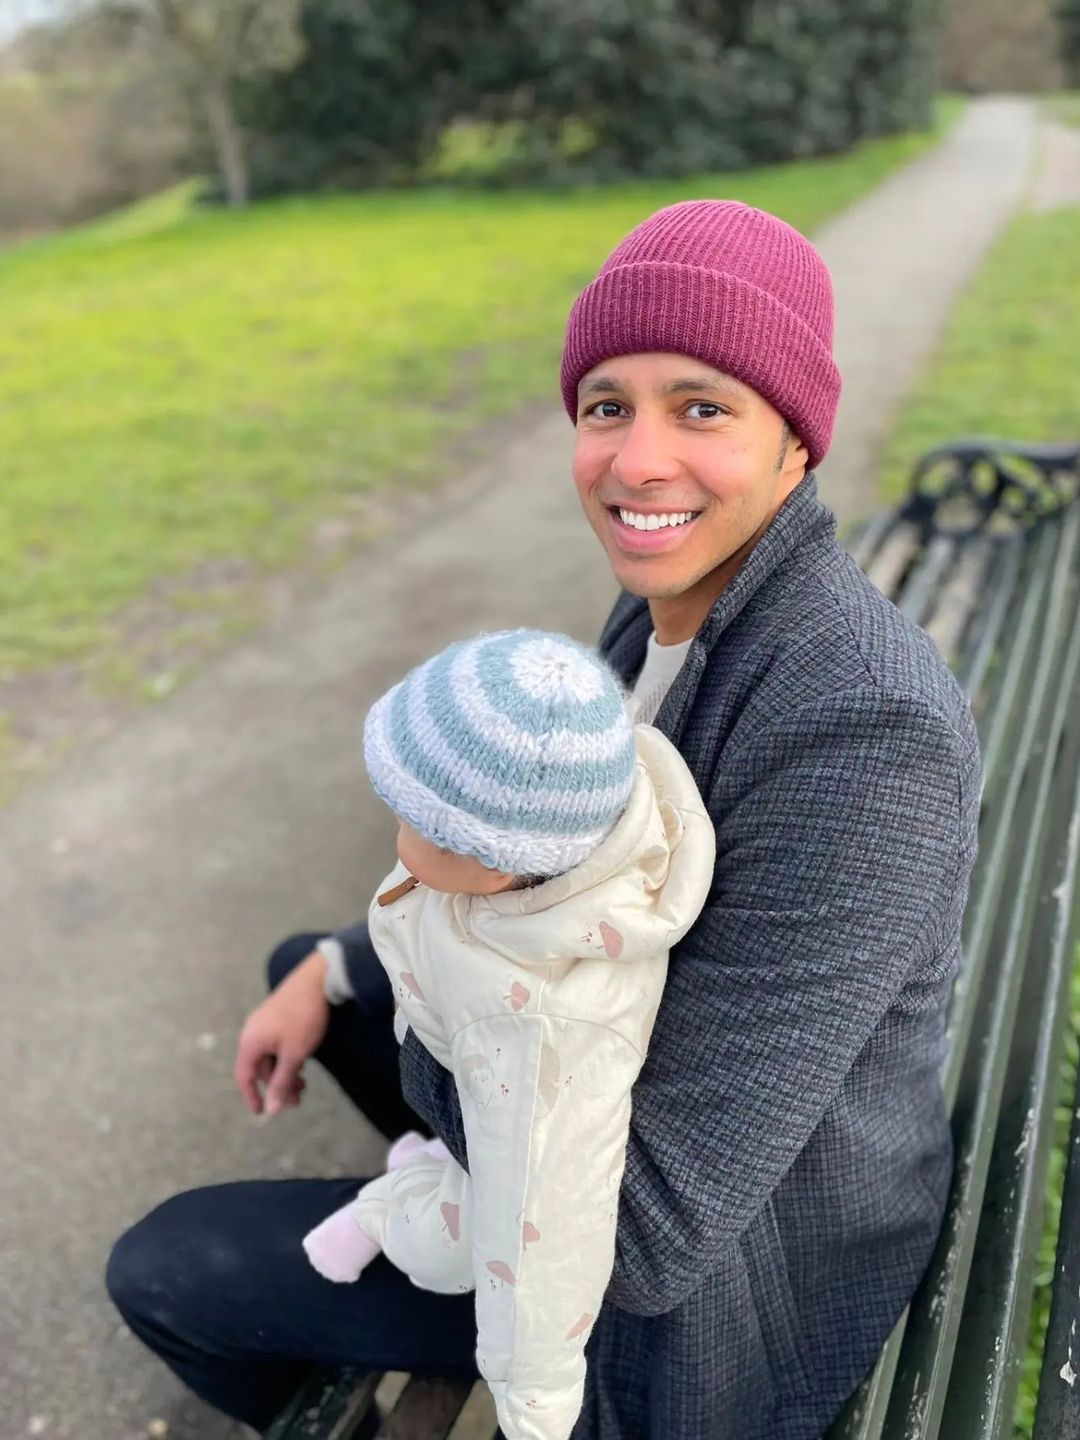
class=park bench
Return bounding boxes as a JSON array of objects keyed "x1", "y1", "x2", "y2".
[{"x1": 269, "y1": 436, "x2": 1080, "y2": 1440}]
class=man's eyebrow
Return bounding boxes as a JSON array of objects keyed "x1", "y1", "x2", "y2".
[
  {"x1": 579, "y1": 374, "x2": 623, "y2": 396},
  {"x1": 578, "y1": 373, "x2": 744, "y2": 398},
  {"x1": 661, "y1": 375, "x2": 744, "y2": 398}
]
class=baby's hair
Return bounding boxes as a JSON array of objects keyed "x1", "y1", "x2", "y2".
[{"x1": 511, "y1": 873, "x2": 553, "y2": 890}]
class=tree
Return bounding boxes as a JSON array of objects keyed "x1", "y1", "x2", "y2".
[
  {"x1": 236, "y1": 0, "x2": 945, "y2": 195},
  {"x1": 235, "y1": 0, "x2": 540, "y2": 194},
  {"x1": 1, "y1": 3, "x2": 192, "y2": 234},
  {"x1": 1061, "y1": 0, "x2": 1080, "y2": 84},
  {"x1": 944, "y1": 0, "x2": 1063, "y2": 92},
  {"x1": 102, "y1": 0, "x2": 305, "y2": 205}
]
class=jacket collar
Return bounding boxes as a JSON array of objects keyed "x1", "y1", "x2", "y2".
[{"x1": 599, "y1": 474, "x2": 837, "y2": 745}]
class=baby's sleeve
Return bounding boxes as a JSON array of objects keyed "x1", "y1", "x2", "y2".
[{"x1": 451, "y1": 1011, "x2": 644, "y2": 1440}]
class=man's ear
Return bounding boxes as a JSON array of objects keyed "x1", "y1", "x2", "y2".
[{"x1": 785, "y1": 429, "x2": 809, "y2": 481}]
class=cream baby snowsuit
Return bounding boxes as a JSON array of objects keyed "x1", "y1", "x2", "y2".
[{"x1": 355, "y1": 724, "x2": 715, "y2": 1440}]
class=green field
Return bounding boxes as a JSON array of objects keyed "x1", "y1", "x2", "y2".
[
  {"x1": 880, "y1": 202, "x2": 1080, "y2": 501},
  {"x1": 1044, "y1": 89, "x2": 1080, "y2": 127},
  {"x1": 0, "y1": 104, "x2": 962, "y2": 683}
]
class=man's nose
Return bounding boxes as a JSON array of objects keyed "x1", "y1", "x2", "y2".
[{"x1": 610, "y1": 413, "x2": 682, "y2": 488}]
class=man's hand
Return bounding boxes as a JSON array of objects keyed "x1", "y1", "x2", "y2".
[{"x1": 234, "y1": 949, "x2": 330, "y2": 1117}]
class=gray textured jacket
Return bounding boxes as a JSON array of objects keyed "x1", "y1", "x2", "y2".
[{"x1": 396, "y1": 474, "x2": 982, "y2": 1439}]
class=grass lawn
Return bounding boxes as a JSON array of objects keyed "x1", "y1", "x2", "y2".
[
  {"x1": 0, "y1": 101, "x2": 963, "y2": 683},
  {"x1": 879, "y1": 202, "x2": 1080, "y2": 502},
  {"x1": 1043, "y1": 89, "x2": 1080, "y2": 127}
]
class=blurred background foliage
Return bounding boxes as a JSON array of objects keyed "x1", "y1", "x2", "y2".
[
  {"x1": 0, "y1": 0, "x2": 969, "y2": 233},
  {"x1": 4, "y1": 0, "x2": 1074, "y2": 236},
  {"x1": 231, "y1": 0, "x2": 943, "y2": 195}
]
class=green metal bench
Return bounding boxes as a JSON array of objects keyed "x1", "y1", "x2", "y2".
[
  {"x1": 1035, "y1": 967, "x2": 1080, "y2": 1437},
  {"x1": 271, "y1": 437, "x2": 1080, "y2": 1440}
]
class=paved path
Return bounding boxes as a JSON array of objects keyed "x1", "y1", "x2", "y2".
[
  {"x1": 0, "y1": 96, "x2": 1038, "y2": 1440},
  {"x1": 817, "y1": 95, "x2": 1037, "y2": 524}
]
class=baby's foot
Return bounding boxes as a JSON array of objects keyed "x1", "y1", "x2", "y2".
[
  {"x1": 303, "y1": 1206, "x2": 381, "y2": 1283},
  {"x1": 386, "y1": 1130, "x2": 430, "y2": 1170}
]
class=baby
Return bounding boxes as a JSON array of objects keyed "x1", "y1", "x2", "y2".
[{"x1": 302, "y1": 628, "x2": 715, "y2": 1440}]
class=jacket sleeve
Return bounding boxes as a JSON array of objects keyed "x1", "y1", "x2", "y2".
[
  {"x1": 326, "y1": 919, "x2": 395, "y2": 1018},
  {"x1": 451, "y1": 1011, "x2": 640, "y2": 1440},
  {"x1": 401, "y1": 687, "x2": 975, "y2": 1317}
]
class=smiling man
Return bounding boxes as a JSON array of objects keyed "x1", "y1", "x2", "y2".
[
  {"x1": 574, "y1": 359, "x2": 800, "y2": 641},
  {"x1": 107, "y1": 202, "x2": 982, "y2": 1440}
]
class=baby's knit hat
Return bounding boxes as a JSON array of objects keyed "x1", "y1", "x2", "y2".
[
  {"x1": 560, "y1": 199, "x2": 841, "y2": 469},
  {"x1": 363, "y1": 629, "x2": 637, "y2": 876}
]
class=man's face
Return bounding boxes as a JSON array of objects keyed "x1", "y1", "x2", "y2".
[{"x1": 571, "y1": 353, "x2": 808, "y2": 611}]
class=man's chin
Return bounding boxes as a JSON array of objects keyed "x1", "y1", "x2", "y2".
[{"x1": 611, "y1": 567, "x2": 703, "y2": 601}]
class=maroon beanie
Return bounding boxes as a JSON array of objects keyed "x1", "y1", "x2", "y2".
[{"x1": 560, "y1": 200, "x2": 841, "y2": 470}]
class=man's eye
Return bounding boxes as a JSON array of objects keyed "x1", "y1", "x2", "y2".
[
  {"x1": 685, "y1": 402, "x2": 725, "y2": 420},
  {"x1": 585, "y1": 400, "x2": 625, "y2": 420}
]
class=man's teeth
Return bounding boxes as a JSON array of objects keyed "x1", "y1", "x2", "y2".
[{"x1": 618, "y1": 508, "x2": 696, "y2": 531}]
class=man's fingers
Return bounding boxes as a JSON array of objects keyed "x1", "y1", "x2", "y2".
[
  {"x1": 234, "y1": 1055, "x2": 264, "y2": 1115},
  {"x1": 265, "y1": 1052, "x2": 304, "y2": 1116},
  {"x1": 234, "y1": 1035, "x2": 272, "y2": 1116}
]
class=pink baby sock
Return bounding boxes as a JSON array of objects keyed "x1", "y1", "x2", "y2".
[
  {"x1": 304, "y1": 1133, "x2": 455, "y2": 1283},
  {"x1": 387, "y1": 1131, "x2": 453, "y2": 1169},
  {"x1": 302, "y1": 1205, "x2": 381, "y2": 1283}
]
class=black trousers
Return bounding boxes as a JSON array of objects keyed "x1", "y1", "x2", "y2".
[{"x1": 106, "y1": 930, "x2": 481, "y2": 1434}]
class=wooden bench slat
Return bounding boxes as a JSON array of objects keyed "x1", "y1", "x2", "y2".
[
  {"x1": 445, "y1": 1381, "x2": 499, "y2": 1439},
  {"x1": 374, "y1": 1376, "x2": 474, "y2": 1438}
]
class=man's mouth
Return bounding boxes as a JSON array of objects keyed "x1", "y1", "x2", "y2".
[
  {"x1": 606, "y1": 504, "x2": 702, "y2": 551},
  {"x1": 612, "y1": 506, "x2": 699, "y2": 532}
]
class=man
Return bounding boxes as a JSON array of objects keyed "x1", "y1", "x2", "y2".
[{"x1": 107, "y1": 201, "x2": 981, "y2": 1439}]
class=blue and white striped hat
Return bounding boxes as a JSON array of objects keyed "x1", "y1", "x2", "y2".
[{"x1": 363, "y1": 629, "x2": 637, "y2": 876}]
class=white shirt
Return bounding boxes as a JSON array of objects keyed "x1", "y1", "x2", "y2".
[{"x1": 626, "y1": 630, "x2": 693, "y2": 726}]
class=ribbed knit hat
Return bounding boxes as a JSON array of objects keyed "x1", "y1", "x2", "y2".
[
  {"x1": 363, "y1": 629, "x2": 637, "y2": 876},
  {"x1": 560, "y1": 199, "x2": 841, "y2": 470}
]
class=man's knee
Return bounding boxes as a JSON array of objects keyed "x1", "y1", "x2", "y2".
[
  {"x1": 106, "y1": 1200, "x2": 185, "y2": 1332},
  {"x1": 107, "y1": 1190, "x2": 251, "y2": 1340},
  {"x1": 266, "y1": 932, "x2": 325, "y2": 994}
]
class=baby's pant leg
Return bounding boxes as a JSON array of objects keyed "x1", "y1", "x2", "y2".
[{"x1": 372, "y1": 1151, "x2": 474, "y2": 1297}]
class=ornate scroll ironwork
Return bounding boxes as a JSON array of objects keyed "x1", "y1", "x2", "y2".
[{"x1": 901, "y1": 437, "x2": 1080, "y2": 537}]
